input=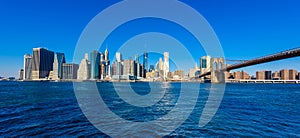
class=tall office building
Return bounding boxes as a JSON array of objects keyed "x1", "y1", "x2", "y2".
[
  {"x1": 31, "y1": 48, "x2": 54, "y2": 80},
  {"x1": 265, "y1": 71, "x2": 272, "y2": 80},
  {"x1": 116, "y1": 52, "x2": 122, "y2": 62},
  {"x1": 77, "y1": 53, "x2": 91, "y2": 80},
  {"x1": 200, "y1": 56, "x2": 211, "y2": 74},
  {"x1": 256, "y1": 71, "x2": 265, "y2": 80},
  {"x1": 102, "y1": 48, "x2": 110, "y2": 79},
  {"x1": 123, "y1": 60, "x2": 136, "y2": 76},
  {"x1": 62, "y1": 63, "x2": 79, "y2": 80},
  {"x1": 52, "y1": 52, "x2": 66, "y2": 80},
  {"x1": 163, "y1": 52, "x2": 170, "y2": 79},
  {"x1": 19, "y1": 69, "x2": 24, "y2": 80},
  {"x1": 159, "y1": 58, "x2": 163, "y2": 71},
  {"x1": 135, "y1": 54, "x2": 140, "y2": 63},
  {"x1": 289, "y1": 69, "x2": 297, "y2": 80},
  {"x1": 112, "y1": 62, "x2": 123, "y2": 76},
  {"x1": 280, "y1": 69, "x2": 289, "y2": 80},
  {"x1": 23, "y1": 54, "x2": 32, "y2": 80},
  {"x1": 90, "y1": 50, "x2": 100, "y2": 80},
  {"x1": 143, "y1": 52, "x2": 148, "y2": 71},
  {"x1": 105, "y1": 48, "x2": 109, "y2": 61}
]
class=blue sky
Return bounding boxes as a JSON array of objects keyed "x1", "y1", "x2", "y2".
[{"x1": 0, "y1": 0, "x2": 300, "y2": 77}]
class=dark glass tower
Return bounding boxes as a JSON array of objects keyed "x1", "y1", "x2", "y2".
[
  {"x1": 31, "y1": 48, "x2": 54, "y2": 79},
  {"x1": 90, "y1": 50, "x2": 100, "y2": 79}
]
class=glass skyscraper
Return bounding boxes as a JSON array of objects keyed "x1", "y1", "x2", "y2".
[
  {"x1": 31, "y1": 48, "x2": 54, "y2": 80},
  {"x1": 23, "y1": 54, "x2": 32, "y2": 80},
  {"x1": 53, "y1": 52, "x2": 66, "y2": 79},
  {"x1": 90, "y1": 50, "x2": 100, "y2": 79}
]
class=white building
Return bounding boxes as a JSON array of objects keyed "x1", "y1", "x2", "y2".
[
  {"x1": 77, "y1": 53, "x2": 91, "y2": 80},
  {"x1": 163, "y1": 52, "x2": 170, "y2": 80},
  {"x1": 23, "y1": 54, "x2": 32, "y2": 80}
]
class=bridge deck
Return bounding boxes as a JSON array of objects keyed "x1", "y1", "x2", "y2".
[{"x1": 199, "y1": 47, "x2": 300, "y2": 78}]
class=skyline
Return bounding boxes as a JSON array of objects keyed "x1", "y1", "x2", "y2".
[{"x1": 1, "y1": 0, "x2": 300, "y2": 77}]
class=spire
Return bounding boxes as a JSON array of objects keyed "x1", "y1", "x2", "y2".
[{"x1": 105, "y1": 44, "x2": 109, "y2": 61}]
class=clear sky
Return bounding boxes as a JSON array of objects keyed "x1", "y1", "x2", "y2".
[{"x1": 0, "y1": 0, "x2": 300, "y2": 77}]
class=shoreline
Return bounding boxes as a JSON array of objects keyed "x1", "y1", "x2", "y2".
[{"x1": 2, "y1": 79, "x2": 300, "y2": 84}]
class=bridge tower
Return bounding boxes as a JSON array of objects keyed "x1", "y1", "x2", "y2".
[{"x1": 210, "y1": 58, "x2": 225, "y2": 83}]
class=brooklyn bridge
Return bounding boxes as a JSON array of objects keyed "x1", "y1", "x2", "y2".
[{"x1": 198, "y1": 47, "x2": 300, "y2": 83}]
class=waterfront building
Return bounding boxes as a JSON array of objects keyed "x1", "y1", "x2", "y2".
[
  {"x1": 280, "y1": 69, "x2": 289, "y2": 80},
  {"x1": 123, "y1": 60, "x2": 136, "y2": 76},
  {"x1": 243, "y1": 71, "x2": 250, "y2": 79},
  {"x1": 272, "y1": 71, "x2": 280, "y2": 80},
  {"x1": 256, "y1": 70, "x2": 271, "y2": 80},
  {"x1": 174, "y1": 70, "x2": 184, "y2": 79},
  {"x1": 256, "y1": 71, "x2": 265, "y2": 80},
  {"x1": 31, "y1": 48, "x2": 54, "y2": 80},
  {"x1": 164, "y1": 52, "x2": 170, "y2": 79},
  {"x1": 18, "y1": 69, "x2": 24, "y2": 80},
  {"x1": 112, "y1": 62, "x2": 123, "y2": 75},
  {"x1": 200, "y1": 56, "x2": 211, "y2": 80},
  {"x1": 289, "y1": 69, "x2": 297, "y2": 80},
  {"x1": 90, "y1": 50, "x2": 100, "y2": 80},
  {"x1": 52, "y1": 52, "x2": 66, "y2": 80},
  {"x1": 256, "y1": 71, "x2": 264, "y2": 80},
  {"x1": 101, "y1": 48, "x2": 111, "y2": 79},
  {"x1": 23, "y1": 54, "x2": 32, "y2": 80},
  {"x1": 136, "y1": 63, "x2": 141, "y2": 77},
  {"x1": 77, "y1": 53, "x2": 91, "y2": 80},
  {"x1": 234, "y1": 71, "x2": 242, "y2": 79},
  {"x1": 146, "y1": 70, "x2": 155, "y2": 78},
  {"x1": 265, "y1": 71, "x2": 272, "y2": 80},
  {"x1": 143, "y1": 52, "x2": 148, "y2": 72},
  {"x1": 62, "y1": 63, "x2": 79, "y2": 80}
]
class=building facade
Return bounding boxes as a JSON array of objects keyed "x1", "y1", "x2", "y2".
[
  {"x1": 280, "y1": 69, "x2": 289, "y2": 80},
  {"x1": 123, "y1": 60, "x2": 136, "y2": 76},
  {"x1": 90, "y1": 50, "x2": 100, "y2": 80},
  {"x1": 23, "y1": 54, "x2": 32, "y2": 80},
  {"x1": 62, "y1": 63, "x2": 79, "y2": 80},
  {"x1": 31, "y1": 48, "x2": 54, "y2": 80},
  {"x1": 52, "y1": 52, "x2": 66, "y2": 80},
  {"x1": 163, "y1": 52, "x2": 170, "y2": 79},
  {"x1": 77, "y1": 53, "x2": 91, "y2": 80}
]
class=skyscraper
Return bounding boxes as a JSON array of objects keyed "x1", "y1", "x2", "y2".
[
  {"x1": 23, "y1": 54, "x2": 32, "y2": 80},
  {"x1": 135, "y1": 54, "x2": 140, "y2": 63},
  {"x1": 18, "y1": 69, "x2": 24, "y2": 80},
  {"x1": 163, "y1": 52, "x2": 170, "y2": 79},
  {"x1": 90, "y1": 50, "x2": 100, "y2": 80},
  {"x1": 116, "y1": 52, "x2": 122, "y2": 62},
  {"x1": 143, "y1": 52, "x2": 148, "y2": 71},
  {"x1": 159, "y1": 58, "x2": 163, "y2": 71},
  {"x1": 123, "y1": 60, "x2": 136, "y2": 76},
  {"x1": 31, "y1": 48, "x2": 54, "y2": 80},
  {"x1": 102, "y1": 48, "x2": 110, "y2": 79},
  {"x1": 200, "y1": 56, "x2": 211, "y2": 74},
  {"x1": 77, "y1": 53, "x2": 91, "y2": 80},
  {"x1": 280, "y1": 69, "x2": 289, "y2": 80},
  {"x1": 52, "y1": 52, "x2": 66, "y2": 80},
  {"x1": 62, "y1": 63, "x2": 79, "y2": 80},
  {"x1": 105, "y1": 48, "x2": 109, "y2": 61}
]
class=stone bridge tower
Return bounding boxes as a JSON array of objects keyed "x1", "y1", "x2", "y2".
[{"x1": 210, "y1": 58, "x2": 225, "y2": 83}]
